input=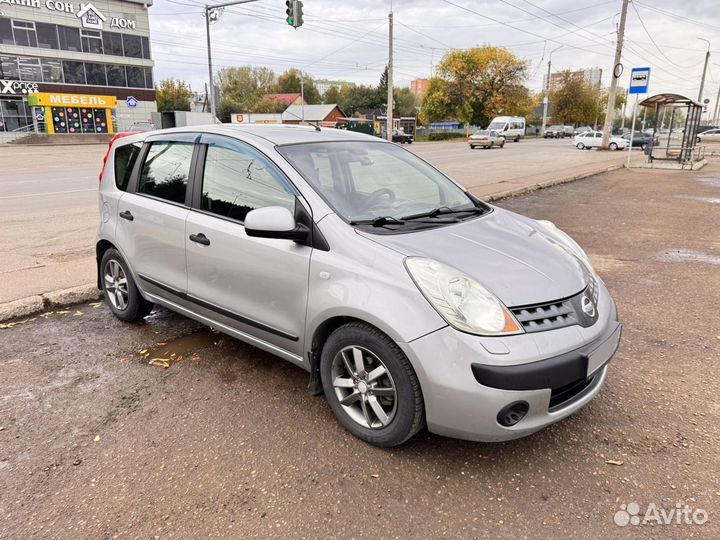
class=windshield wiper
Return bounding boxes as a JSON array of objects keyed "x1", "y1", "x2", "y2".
[
  {"x1": 401, "y1": 206, "x2": 486, "y2": 221},
  {"x1": 349, "y1": 216, "x2": 405, "y2": 227}
]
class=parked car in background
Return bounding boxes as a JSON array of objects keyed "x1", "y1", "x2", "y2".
[
  {"x1": 392, "y1": 129, "x2": 414, "y2": 144},
  {"x1": 129, "y1": 122, "x2": 157, "y2": 132},
  {"x1": 487, "y1": 116, "x2": 525, "y2": 142},
  {"x1": 469, "y1": 129, "x2": 505, "y2": 149},
  {"x1": 543, "y1": 125, "x2": 565, "y2": 138},
  {"x1": 97, "y1": 124, "x2": 620, "y2": 447},
  {"x1": 562, "y1": 126, "x2": 575, "y2": 137},
  {"x1": 697, "y1": 128, "x2": 720, "y2": 143},
  {"x1": 621, "y1": 131, "x2": 658, "y2": 150},
  {"x1": 574, "y1": 126, "x2": 592, "y2": 135},
  {"x1": 574, "y1": 131, "x2": 628, "y2": 150}
]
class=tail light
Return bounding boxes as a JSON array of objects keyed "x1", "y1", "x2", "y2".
[{"x1": 99, "y1": 132, "x2": 139, "y2": 183}]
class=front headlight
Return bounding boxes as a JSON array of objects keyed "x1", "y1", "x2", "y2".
[
  {"x1": 536, "y1": 220, "x2": 593, "y2": 270},
  {"x1": 405, "y1": 258, "x2": 523, "y2": 336}
]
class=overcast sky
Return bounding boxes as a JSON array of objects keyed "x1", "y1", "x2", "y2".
[{"x1": 149, "y1": 0, "x2": 720, "y2": 104}]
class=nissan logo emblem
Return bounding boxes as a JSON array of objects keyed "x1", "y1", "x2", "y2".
[{"x1": 581, "y1": 296, "x2": 596, "y2": 317}]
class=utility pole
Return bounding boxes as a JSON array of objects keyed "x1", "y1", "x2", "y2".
[
  {"x1": 300, "y1": 75, "x2": 305, "y2": 122},
  {"x1": 386, "y1": 10, "x2": 394, "y2": 141},
  {"x1": 204, "y1": 0, "x2": 260, "y2": 123},
  {"x1": 541, "y1": 45, "x2": 562, "y2": 136},
  {"x1": 601, "y1": 0, "x2": 629, "y2": 149},
  {"x1": 697, "y1": 38, "x2": 711, "y2": 104},
  {"x1": 713, "y1": 83, "x2": 720, "y2": 125}
]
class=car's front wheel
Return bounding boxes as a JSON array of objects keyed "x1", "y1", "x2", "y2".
[
  {"x1": 100, "y1": 248, "x2": 154, "y2": 322},
  {"x1": 609, "y1": 142, "x2": 618, "y2": 150},
  {"x1": 320, "y1": 322, "x2": 424, "y2": 447},
  {"x1": 576, "y1": 142, "x2": 585, "y2": 149}
]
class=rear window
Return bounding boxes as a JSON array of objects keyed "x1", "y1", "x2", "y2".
[{"x1": 114, "y1": 142, "x2": 142, "y2": 192}]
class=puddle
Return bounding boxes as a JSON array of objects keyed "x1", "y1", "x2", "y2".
[
  {"x1": 658, "y1": 249, "x2": 720, "y2": 266},
  {"x1": 138, "y1": 328, "x2": 221, "y2": 368}
]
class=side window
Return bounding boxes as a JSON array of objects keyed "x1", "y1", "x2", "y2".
[
  {"x1": 201, "y1": 143, "x2": 295, "y2": 222},
  {"x1": 114, "y1": 141, "x2": 141, "y2": 192},
  {"x1": 138, "y1": 141, "x2": 193, "y2": 204}
]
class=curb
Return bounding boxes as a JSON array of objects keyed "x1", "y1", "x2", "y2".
[
  {"x1": 484, "y1": 164, "x2": 625, "y2": 202},
  {"x1": 0, "y1": 284, "x2": 102, "y2": 323},
  {"x1": 0, "y1": 162, "x2": 625, "y2": 323}
]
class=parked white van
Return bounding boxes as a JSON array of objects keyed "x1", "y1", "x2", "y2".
[{"x1": 487, "y1": 116, "x2": 526, "y2": 142}]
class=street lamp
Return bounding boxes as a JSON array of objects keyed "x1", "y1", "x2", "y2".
[
  {"x1": 540, "y1": 44, "x2": 563, "y2": 136},
  {"x1": 697, "y1": 37, "x2": 711, "y2": 104}
]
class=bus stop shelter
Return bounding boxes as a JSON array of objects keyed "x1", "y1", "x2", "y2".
[{"x1": 640, "y1": 93, "x2": 704, "y2": 166}]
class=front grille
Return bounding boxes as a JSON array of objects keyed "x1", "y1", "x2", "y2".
[{"x1": 510, "y1": 278, "x2": 599, "y2": 333}]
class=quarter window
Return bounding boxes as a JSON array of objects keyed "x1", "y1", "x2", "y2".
[
  {"x1": 114, "y1": 141, "x2": 142, "y2": 192},
  {"x1": 200, "y1": 142, "x2": 295, "y2": 222},
  {"x1": 138, "y1": 141, "x2": 193, "y2": 204}
]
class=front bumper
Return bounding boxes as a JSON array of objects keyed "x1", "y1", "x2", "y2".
[{"x1": 399, "y1": 280, "x2": 621, "y2": 442}]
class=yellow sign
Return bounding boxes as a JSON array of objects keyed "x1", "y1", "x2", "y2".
[{"x1": 29, "y1": 93, "x2": 118, "y2": 108}]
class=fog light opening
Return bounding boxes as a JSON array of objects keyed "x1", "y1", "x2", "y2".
[{"x1": 497, "y1": 401, "x2": 530, "y2": 427}]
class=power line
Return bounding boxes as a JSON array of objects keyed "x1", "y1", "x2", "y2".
[{"x1": 629, "y1": 2, "x2": 687, "y2": 70}]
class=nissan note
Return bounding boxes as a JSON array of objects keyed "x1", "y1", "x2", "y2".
[{"x1": 97, "y1": 124, "x2": 621, "y2": 447}]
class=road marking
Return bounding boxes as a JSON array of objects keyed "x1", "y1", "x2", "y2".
[{"x1": 0, "y1": 188, "x2": 96, "y2": 200}]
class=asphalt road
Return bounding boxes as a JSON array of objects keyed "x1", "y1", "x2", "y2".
[
  {"x1": 0, "y1": 137, "x2": 633, "y2": 303},
  {"x1": 1, "y1": 162, "x2": 718, "y2": 539}
]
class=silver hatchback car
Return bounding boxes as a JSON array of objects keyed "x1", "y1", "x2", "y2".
[{"x1": 97, "y1": 125, "x2": 621, "y2": 447}]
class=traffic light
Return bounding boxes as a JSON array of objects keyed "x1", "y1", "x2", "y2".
[
  {"x1": 285, "y1": 0, "x2": 293, "y2": 26},
  {"x1": 294, "y1": 0, "x2": 303, "y2": 28}
]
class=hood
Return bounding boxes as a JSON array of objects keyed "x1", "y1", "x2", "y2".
[{"x1": 358, "y1": 208, "x2": 589, "y2": 307}]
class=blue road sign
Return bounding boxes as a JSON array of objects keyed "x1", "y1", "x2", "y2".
[
  {"x1": 126, "y1": 96, "x2": 138, "y2": 108},
  {"x1": 629, "y1": 67, "x2": 650, "y2": 94}
]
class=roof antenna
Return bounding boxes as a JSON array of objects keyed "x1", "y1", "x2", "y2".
[{"x1": 305, "y1": 121, "x2": 321, "y2": 131}]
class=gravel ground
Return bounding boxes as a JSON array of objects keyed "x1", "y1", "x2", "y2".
[{"x1": 1, "y1": 162, "x2": 719, "y2": 539}]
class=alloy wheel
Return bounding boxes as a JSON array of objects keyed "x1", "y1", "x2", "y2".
[
  {"x1": 331, "y1": 346, "x2": 397, "y2": 429},
  {"x1": 104, "y1": 259, "x2": 129, "y2": 311}
]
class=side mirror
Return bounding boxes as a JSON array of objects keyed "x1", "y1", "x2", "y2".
[{"x1": 244, "y1": 206, "x2": 310, "y2": 242}]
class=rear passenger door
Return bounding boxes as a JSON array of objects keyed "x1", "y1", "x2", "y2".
[{"x1": 115, "y1": 132, "x2": 198, "y2": 296}]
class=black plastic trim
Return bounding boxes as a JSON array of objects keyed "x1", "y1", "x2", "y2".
[{"x1": 137, "y1": 274, "x2": 299, "y2": 342}]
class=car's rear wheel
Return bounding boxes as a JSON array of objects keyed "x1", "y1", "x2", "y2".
[
  {"x1": 609, "y1": 142, "x2": 618, "y2": 151},
  {"x1": 500, "y1": 140, "x2": 505, "y2": 148},
  {"x1": 641, "y1": 143, "x2": 648, "y2": 151},
  {"x1": 576, "y1": 142, "x2": 585, "y2": 150},
  {"x1": 100, "y1": 248, "x2": 154, "y2": 322},
  {"x1": 320, "y1": 322, "x2": 424, "y2": 447},
  {"x1": 489, "y1": 141, "x2": 494, "y2": 149}
]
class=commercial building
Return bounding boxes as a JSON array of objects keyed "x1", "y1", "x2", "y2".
[
  {"x1": 0, "y1": 0, "x2": 155, "y2": 135},
  {"x1": 543, "y1": 67, "x2": 603, "y2": 92},
  {"x1": 315, "y1": 78, "x2": 354, "y2": 96}
]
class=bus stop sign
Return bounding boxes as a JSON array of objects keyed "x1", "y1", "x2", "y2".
[{"x1": 629, "y1": 67, "x2": 650, "y2": 94}]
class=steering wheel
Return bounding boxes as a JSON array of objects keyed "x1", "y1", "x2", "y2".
[{"x1": 359, "y1": 188, "x2": 396, "y2": 212}]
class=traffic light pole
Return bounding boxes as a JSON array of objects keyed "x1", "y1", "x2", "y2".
[
  {"x1": 204, "y1": 0, "x2": 259, "y2": 123},
  {"x1": 601, "y1": 0, "x2": 629, "y2": 150},
  {"x1": 386, "y1": 10, "x2": 394, "y2": 142}
]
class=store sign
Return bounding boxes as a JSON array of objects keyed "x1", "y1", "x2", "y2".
[
  {"x1": 0, "y1": 79, "x2": 39, "y2": 95},
  {"x1": 126, "y1": 96, "x2": 138, "y2": 107},
  {"x1": 29, "y1": 92, "x2": 118, "y2": 108},
  {"x1": 0, "y1": 0, "x2": 137, "y2": 30}
]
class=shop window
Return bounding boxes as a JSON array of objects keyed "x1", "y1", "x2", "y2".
[
  {"x1": 144, "y1": 68, "x2": 153, "y2": 89},
  {"x1": 36, "y1": 23, "x2": 59, "y2": 50},
  {"x1": 0, "y1": 19, "x2": 15, "y2": 45},
  {"x1": 126, "y1": 66, "x2": 145, "y2": 88},
  {"x1": 62, "y1": 61, "x2": 86, "y2": 84},
  {"x1": 81, "y1": 29, "x2": 103, "y2": 54},
  {"x1": 0, "y1": 56, "x2": 19, "y2": 80},
  {"x1": 102, "y1": 31, "x2": 124, "y2": 56},
  {"x1": 41, "y1": 59, "x2": 63, "y2": 83},
  {"x1": 51, "y1": 106, "x2": 68, "y2": 134},
  {"x1": 107, "y1": 64, "x2": 127, "y2": 87},
  {"x1": 18, "y1": 57, "x2": 42, "y2": 82},
  {"x1": 141, "y1": 36, "x2": 151, "y2": 59},
  {"x1": 12, "y1": 20, "x2": 38, "y2": 48},
  {"x1": 58, "y1": 26, "x2": 81, "y2": 52},
  {"x1": 122, "y1": 34, "x2": 142, "y2": 58},
  {"x1": 85, "y1": 62, "x2": 107, "y2": 86},
  {"x1": 65, "y1": 107, "x2": 81, "y2": 133}
]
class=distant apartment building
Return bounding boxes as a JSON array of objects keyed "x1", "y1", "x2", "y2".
[
  {"x1": 543, "y1": 67, "x2": 603, "y2": 92},
  {"x1": 315, "y1": 79, "x2": 355, "y2": 96},
  {"x1": 410, "y1": 78, "x2": 429, "y2": 98}
]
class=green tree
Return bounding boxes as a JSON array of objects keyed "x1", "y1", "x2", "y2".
[
  {"x1": 549, "y1": 71, "x2": 603, "y2": 126},
  {"x1": 214, "y1": 66, "x2": 278, "y2": 122},
  {"x1": 394, "y1": 87, "x2": 417, "y2": 117},
  {"x1": 274, "y1": 68, "x2": 321, "y2": 104},
  {"x1": 323, "y1": 85, "x2": 342, "y2": 105},
  {"x1": 421, "y1": 47, "x2": 529, "y2": 127},
  {"x1": 156, "y1": 78, "x2": 193, "y2": 112}
]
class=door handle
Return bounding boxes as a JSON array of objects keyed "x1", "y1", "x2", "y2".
[
  {"x1": 119, "y1": 210, "x2": 134, "y2": 221},
  {"x1": 189, "y1": 233, "x2": 210, "y2": 246}
]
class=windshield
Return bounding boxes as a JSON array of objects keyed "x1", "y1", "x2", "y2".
[
  {"x1": 487, "y1": 122, "x2": 506, "y2": 130},
  {"x1": 278, "y1": 141, "x2": 477, "y2": 224}
]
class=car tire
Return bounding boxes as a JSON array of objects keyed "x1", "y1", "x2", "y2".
[
  {"x1": 500, "y1": 140, "x2": 505, "y2": 148},
  {"x1": 470, "y1": 145, "x2": 475, "y2": 149},
  {"x1": 320, "y1": 322, "x2": 424, "y2": 447},
  {"x1": 576, "y1": 142, "x2": 585, "y2": 150},
  {"x1": 696, "y1": 136, "x2": 701, "y2": 143},
  {"x1": 641, "y1": 143, "x2": 648, "y2": 151},
  {"x1": 609, "y1": 142, "x2": 618, "y2": 151},
  {"x1": 489, "y1": 141, "x2": 494, "y2": 149},
  {"x1": 100, "y1": 248, "x2": 154, "y2": 322},
  {"x1": 514, "y1": 136, "x2": 520, "y2": 142}
]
